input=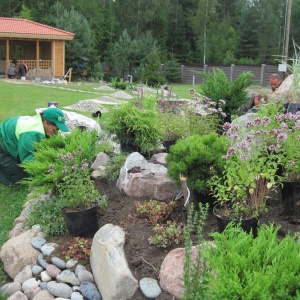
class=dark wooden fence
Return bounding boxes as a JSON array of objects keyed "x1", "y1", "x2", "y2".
[{"x1": 163, "y1": 64, "x2": 279, "y2": 87}]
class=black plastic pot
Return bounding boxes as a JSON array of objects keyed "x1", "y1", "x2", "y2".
[
  {"x1": 281, "y1": 181, "x2": 300, "y2": 216},
  {"x1": 120, "y1": 141, "x2": 140, "y2": 153},
  {"x1": 191, "y1": 189, "x2": 215, "y2": 211},
  {"x1": 283, "y1": 103, "x2": 300, "y2": 115},
  {"x1": 62, "y1": 204, "x2": 99, "y2": 238},
  {"x1": 213, "y1": 202, "x2": 259, "y2": 237}
]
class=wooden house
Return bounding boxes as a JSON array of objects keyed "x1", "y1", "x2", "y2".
[{"x1": 0, "y1": 17, "x2": 74, "y2": 79}]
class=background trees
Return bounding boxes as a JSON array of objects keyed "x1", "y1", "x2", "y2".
[{"x1": 2, "y1": 0, "x2": 299, "y2": 82}]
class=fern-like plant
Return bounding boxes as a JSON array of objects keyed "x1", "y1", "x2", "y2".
[{"x1": 20, "y1": 129, "x2": 109, "y2": 195}]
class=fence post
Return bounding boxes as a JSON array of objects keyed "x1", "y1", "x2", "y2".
[
  {"x1": 192, "y1": 75, "x2": 195, "y2": 85},
  {"x1": 160, "y1": 64, "x2": 164, "y2": 75},
  {"x1": 181, "y1": 65, "x2": 185, "y2": 83},
  {"x1": 204, "y1": 64, "x2": 207, "y2": 74},
  {"x1": 230, "y1": 64, "x2": 235, "y2": 81},
  {"x1": 261, "y1": 64, "x2": 266, "y2": 86}
]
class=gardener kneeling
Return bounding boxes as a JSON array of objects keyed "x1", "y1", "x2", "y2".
[{"x1": 0, "y1": 108, "x2": 69, "y2": 185}]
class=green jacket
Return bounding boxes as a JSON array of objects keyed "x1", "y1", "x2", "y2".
[{"x1": 0, "y1": 115, "x2": 45, "y2": 162}]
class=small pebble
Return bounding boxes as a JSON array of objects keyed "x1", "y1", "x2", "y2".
[
  {"x1": 31, "y1": 236, "x2": 46, "y2": 250},
  {"x1": 139, "y1": 277, "x2": 162, "y2": 299}
]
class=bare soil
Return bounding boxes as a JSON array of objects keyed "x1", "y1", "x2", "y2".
[{"x1": 49, "y1": 178, "x2": 300, "y2": 300}]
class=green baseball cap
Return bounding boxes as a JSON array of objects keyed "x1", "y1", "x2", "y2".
[{"x1": 43, "y1": 108, "x2": 69, "y2": 132}]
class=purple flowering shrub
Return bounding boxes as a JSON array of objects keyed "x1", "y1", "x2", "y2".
[
  {"x1": 52, "y1": 148, "x2": 108, "y2": 210},
  {"x1": 209, "y1": 108, "x2": 300, "y2": 218}
]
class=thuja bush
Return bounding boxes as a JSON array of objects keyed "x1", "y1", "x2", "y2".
[
  {"x1": 199, "y1": 69, "x2": 253, "y2": 120},
  {"x1": 184, "y1": 220, "x2": 300, "y2": 300},
  {"x1": 21, "y1": 129, "x2": 111, "y2": 195}
]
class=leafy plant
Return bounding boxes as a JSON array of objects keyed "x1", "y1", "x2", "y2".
[
  {"x1": 53, "y1": 148, "x2": 108, "y2": 210},
  {"x1": 183, "y1": 203, "x2": 210, "y2": 300},
  {"x1": 134, "y1": 199, "x2": 183, "y2": 248},
  {"x1": 105, "y1": 103, "x2": 162, "y2": 153},
  {"x1": 210, "y1": 102, "x2": 300, "y2": 219},
  {"x1": 61, "y1": 237, "x2": 92, "y2": 260},
  {"x1": 135, "y1": 199, "x2": 177, "y2": 225},
  {"x1": 198, "y1": 224, "x2": 300, "y2": 299},
  {"x1": 24, "y1": 199, "x2": 67, "y2": 236},
  {"x1": 167, "y1": 133, "x2": 228, "y2": 195},
  {"x1": 149, "y1": 220, "x2": 184, "y2": 248},
  {"x1": 104, "y1": 153, "x2": 128, "y2": 181},
  {"x1": 199, "y1": 69, "x2": 253, "y2": 119},
  {"x1": 20, "y1": 129, "x2": 103, "y2": 195}
]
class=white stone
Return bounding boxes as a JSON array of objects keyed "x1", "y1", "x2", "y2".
[{"x1": 90, "y1": 224, "x2": 138, "y2": 300}]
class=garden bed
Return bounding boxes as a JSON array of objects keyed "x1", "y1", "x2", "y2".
[{"x1": 48, "y1": 178, "x2": 300, "y2": 300}]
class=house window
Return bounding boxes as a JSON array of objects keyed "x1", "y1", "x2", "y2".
[{"x1": 16, "y1": 46, "x2": 24, "y2": 59}]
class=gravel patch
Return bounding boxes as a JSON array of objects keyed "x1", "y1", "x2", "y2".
[{"x1": 111, "y1": 91, "x2": 133, "y2": 99}]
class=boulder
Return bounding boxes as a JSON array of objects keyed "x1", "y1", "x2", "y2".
[
  {"x1": 116, "y1": 152, "x2": 176, "y2": 200},
  {"x1": 0, "y1": 230, "x2": 40, "y2": 279},
  {"x1": 90, "y1": 224, "x2": 138, "y2": 300}
]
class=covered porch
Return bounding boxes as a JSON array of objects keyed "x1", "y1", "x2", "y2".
[{"x1": 0, "y1": 18, "x2": 74, "y2": 80}]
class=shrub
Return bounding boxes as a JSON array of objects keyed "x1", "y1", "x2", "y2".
[
  {"x1": 20, "y1": 129, "x2": 104, "y2": 195},
  {"x1": 184, "y1": 220, "x2": 300, "y2": 299},
  {"x1": 199, "y1": 69, "x2": 253, "y2": 120},
  {"x1": 167, "y1": 133, "x2": 228, "y2": 195}
]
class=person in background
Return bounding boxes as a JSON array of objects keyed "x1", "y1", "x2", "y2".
[
  {"x1": 269, "y1": 73, "x2": 282, "y2": 92},
  {"x1": 18, "y1": 63, "x2": 29, "y2": 78},
  {"x1": 248, "y1": 94, "x2": 268, "y2": 113},
  {"x1": 7, "y1": 63, "x2": 16, "y2": 79},
  {"x1": 0, "y1": 108, "x2": 69, "y2": 185}
]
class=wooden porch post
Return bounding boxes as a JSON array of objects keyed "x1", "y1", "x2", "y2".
[
  {"x1": 5, "y1": 39, "x2": 9, "y2": 77},
  {"x1": 36, "y1": 40, "x2": 39, "y2": 76}
]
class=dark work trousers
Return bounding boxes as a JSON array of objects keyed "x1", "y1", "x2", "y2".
[
  {"x1": 18, "y1": 64, "x2": 26, "y2": 77},
  {"x1": 0, "y1": 144, "x2": 29, "y2": 185}
]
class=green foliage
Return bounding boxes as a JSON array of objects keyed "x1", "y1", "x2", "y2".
[
  {"x1": 167, "y1": 133, "x2": 228, "y2": 195},
  {"x1": 105, "y1": 103, "x2": 162, "y2": 153},
  {"x1": 164, "y1": 55, "x2": 181, "y2": 83},
  {"x1": 53, "y1": 149, "x2": 108, "y2": 210},
  {"x1": 104, "y1": 153, "x2": 128, "y2": 181},
  {"x1": 135, "y1": 199, "x2": 177, "y2": 225},
  {"x1": 183, "y1": 203, "x2": 210, "y2": 300},
  {"x1": 134, "y1": 199, "x2": 183, "y2": 248},
  {"x1": 61, "y1": 237, "x2": 92, "y2": 260},
  {"x1": 24, "y1": 198, "x2": 67, "y2": 236},
  {"x1": 199, "y1": 69, "x2": 253, "y2": 118},
  {"x1": 198, "y1": 224, "x2": 300, "y2": 299},
  {"x1": 114, "y1": 81, "x2": 127, "y2": 90},
  {"x1": 49, "y1": 3, "x2": 95, "y2": 71},
  {"x1": 89, "y1": 62, "x2": 104, "y2": 81},
  {"x1": 20, "y1": 129, "x2": 102, "y2": 194},
  {"x1": 144, "y1": 49, "x2": 165, "y2": 87},
  {"x1": 149, "y1": 220, "x2": 184, "y2": 248}
]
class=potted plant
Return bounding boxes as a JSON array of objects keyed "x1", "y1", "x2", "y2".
[
  {"x1": 157, "y1": 95, "x2": 226, "y2": 152},
  {"x1": 157, "y1": 98, "x2": 188, "y2": 152},
  {"x1": 51, "y1": 148, "x2": 108, "y2": 237},
  {"x1": 105, "y1": 102, "x2": 162, "y2": 155},
  {"x1": 208, "y1": 109, "x2": 294, "y2": 235},
  {"x1": 274, "y1": 111, "x2": 300, "y2": 216},
  {"x1": 166, "y1": 133, "x2": 228, "y2": 209}
]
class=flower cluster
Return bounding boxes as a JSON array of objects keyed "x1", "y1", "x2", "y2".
[
  {"x1": 189, "y1": 88, "x2": 227, "y2": 118},
  {"x1": 209, "y1": 108, "x2": 300, "y2": 218},
  {"x1": 52, "y1": 148, "x2": 107, "y2": 210}
]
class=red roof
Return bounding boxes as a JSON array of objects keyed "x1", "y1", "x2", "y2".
[{"x1": 0, "y1": 17, "x2": 74, "y2": 40}]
